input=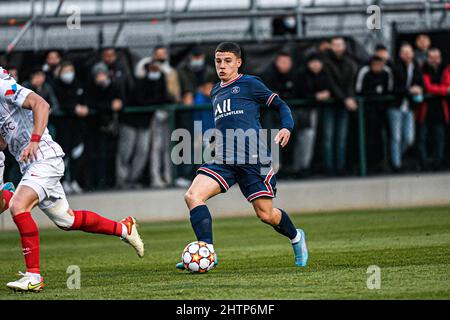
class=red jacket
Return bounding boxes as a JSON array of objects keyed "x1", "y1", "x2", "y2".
[{"x1": 416, "y1": 65, "x2": 450, "y2": 124}]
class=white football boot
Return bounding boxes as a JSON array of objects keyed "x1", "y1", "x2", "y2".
[
  {"x1": 120, "y1": 216, "x2": 145, "y2": 258},
  {"x1": 7, "y1": 272, "x2": 44, "y2": 292}
]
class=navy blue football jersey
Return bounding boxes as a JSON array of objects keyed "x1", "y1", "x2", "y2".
[{"x1": 209, "y1": 74, "x2": 294, "y2": 165}]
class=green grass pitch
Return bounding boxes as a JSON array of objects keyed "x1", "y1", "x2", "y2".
[{"x1": 0, "y1": 206, "x2": 449, "y2": 300}]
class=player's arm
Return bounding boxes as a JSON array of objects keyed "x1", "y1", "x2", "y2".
[
  {"x1": 250, "y1": 77, "x2": 294, "y2": 147},
  {"x1": 270, "y1": 96, "x2": 294, "y2": 148},
  {"x1": 20, "y1": 92, "x2": 50, "y2": 163}
]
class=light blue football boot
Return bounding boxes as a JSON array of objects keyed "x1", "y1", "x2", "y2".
[{"x1": 292, "y1": 229, "x2": 308, "y2": 267}]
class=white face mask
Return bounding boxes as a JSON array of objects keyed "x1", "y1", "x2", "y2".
[
  {"x1": 147, "y1": 71, "x2": 161, "y2": 81},
  {"x1": 190, "y1": 58, "x2": 205, "y2": 71},
  {"x1": 97, "y1": 78, "x2": 111, "y2": 88},
  {"x1": 284, "y1": 17, "x2": 296, "y2": 28},
  {"x1": 60, "y1": 71, "x2": 75, "y2": 84}
]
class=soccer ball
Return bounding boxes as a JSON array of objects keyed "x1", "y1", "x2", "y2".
[{"x1": 182, "y1": 241, "x2": 215, "y2": 273}]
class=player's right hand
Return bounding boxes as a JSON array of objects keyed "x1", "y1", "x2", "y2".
[{"x1": 20, "y1": 141, "x2": 39, "y2": 164}]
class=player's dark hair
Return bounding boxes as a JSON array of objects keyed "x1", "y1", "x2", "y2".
[{"x1": 215, "y1": 42, "x2": 242, "y2": 58}]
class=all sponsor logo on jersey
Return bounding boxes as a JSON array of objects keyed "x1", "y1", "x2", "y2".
[
  {"x1": 215, "y1": 98, "x2": 231, "y2": 116},
  {"x1": 214, "y1": 98, "x2": 244, "y2": 121}
]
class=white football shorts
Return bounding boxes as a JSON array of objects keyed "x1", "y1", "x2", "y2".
[{"x1": 19, "y1": 156, "x2": 66, "y2": 210}]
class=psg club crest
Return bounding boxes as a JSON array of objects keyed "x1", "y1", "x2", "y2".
[{"x1": 231, "y1": 86, "x2": 240, "y2": 94}]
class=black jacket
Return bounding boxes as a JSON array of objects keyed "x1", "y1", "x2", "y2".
[
  {"x1": 393, "y1": 60, "x2": 423, "y2": 109},
  {"x1": 22, "y1": 81, "x2": 60, "y2": 111},
  {"x1": 355, "y1": 65, "x2": 394, "y2": 110},
  {"x1": 261, "y1": 63, "x2": 297, "y2": 100},
  {"x1": 322, "y1": 50, "x2": 358, "y2": 106},
  {"x1": 87, "y1": 81, "x2": 122, "y2": 130},
  {"x1": 296, "y1": 68, "x2": 333, "y2": 108},
  {"x1": 53, "y1": 79, "x2": 86, "y2": 114},
  {"x1": 122, "y1": 74, "x2": 171, "y2": 128}
]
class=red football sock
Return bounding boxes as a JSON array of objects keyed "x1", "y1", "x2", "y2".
[
  {"x1": 2, "y1": 190, "x2": 14, "y2": 210},
  {"x1": 13, "y1": 212, "x2": 40, "y2": 274},
  {"x1": 71, "y1": 210, "x2": 123, "y2": 237}
]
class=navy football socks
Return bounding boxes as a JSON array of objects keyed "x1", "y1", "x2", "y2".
[
  {"x1": 273, "y1": 208, "x2": 298, "y2": 241},
  {"x1": 190, "y1": 205, "x2": 213, "y2": 244}
]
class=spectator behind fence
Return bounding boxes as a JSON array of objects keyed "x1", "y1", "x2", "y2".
[
  {"x1": 321, "y1": 37, "x2": 358, "y2": 175},
  {"x1": 293, "y1": 53, "x2": 332, "y2": 175},
  {"x1": 272, "y1": 14, "x2": 297, "y2": 37},
  {"x1": 53, "y1": 61, "x2": 89, "y2": 194},
  {"x1": 23, "y1": 66, "x2": 60, "y2": 112},
  {"x1": 178, "y1": 46, "x2": 216, "y2": 106},
  {"x1": 22, "y1": 66, "x2": 60, "y2": 140},
  {"x1": 417, "y1": 48, "x2": 450, "y2": 171},
  {"x1": 138, "y1": 62, "x2": 173, "y2": 188},
  {"x1": 193, "y1": 74, "x2": 216, "y2": 164},
  {"x1": 414, "y1": 34, "x2": 431, "y2": 67},
  {"x1": 389, "y1": 43, "x2": 423, "y2": 172},
  {"x1": 88, "y1": 62, "x2": 123, "y2": 188},
  {"x1": 135, "y1": 45, "x2": 182, "y2": 103},
  {"x1": 42, "y1": 50, "x2": 62, "y2": 87},
  {"x1": 355, "y1": 56, "x2": 394, "y2": 172},
  {"x1": 261, "y1": 51, "x2": 297, "y2": 131},
  {"x1": 100, "y1": 47, "x2": 134, "y2": 104},
  {"x1": 7, "y1": 65, "x2": 19, "y2": 82},
  {"x1": 374, "y1": 43, "x2": 393, "y2": 69}
]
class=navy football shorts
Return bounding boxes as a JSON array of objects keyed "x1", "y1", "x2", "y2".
[{"x1": 197, "y1": 162, "x2": 277, "y2": 202}]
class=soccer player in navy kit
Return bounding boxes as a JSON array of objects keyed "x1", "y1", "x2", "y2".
[{"x1": 176, "y1": 42, "x2": 308, "y2": 269}]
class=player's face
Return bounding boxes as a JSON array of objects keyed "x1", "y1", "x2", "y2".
[{"x1": 215, "y1": 51, "x2": 242, "y2": 82}]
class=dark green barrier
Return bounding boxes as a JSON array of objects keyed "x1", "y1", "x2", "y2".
[{"x1": 49, "y1": 93, "x2": 449, "y2": 179}]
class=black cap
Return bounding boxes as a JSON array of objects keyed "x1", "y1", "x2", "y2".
[{"x1": 191, "y1": 46, "x2": 205, "y2": 56}]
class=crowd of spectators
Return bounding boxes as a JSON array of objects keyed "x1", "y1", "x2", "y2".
[{"x1": 2, "y1": 33, "x2": 449, "y2": 193}]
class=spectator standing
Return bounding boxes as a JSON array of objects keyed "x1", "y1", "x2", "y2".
[
  {"x1": 321, "y1": 37, "x2": 358, "y2": 175},
  {"x1": 355, "y1": 56, "x2": 394, "y2": 172},
  {"x1": 261, "y1": 51, "x2": 297, "y2": 131},
  {"x1": 178, "y1": 46, "x2": 216, "y2": 106},
  {"x1": 374, "y1": 44, "x2": 394, "y2": 69},
  {"x1": 294, "y1": 53, "x2": 332, "y2": 175},
  {"x1": 42, "y1": 50, "x2": 62, "y2": 87},
  {"x1": 272, "y1": 14, "x2": 297, "y2": 37},
  {"x1": 414, "y1": 34, "x2": 431, "y2": 67},
  {"x1": 417, "y1": 48, "x2": 450, "y2": 170},
  {"x1": 53, "y1": 61, "x2": 89, "y2": 194},
  {"x1": 99, "y1": 47, "x2": 134, "y2": 104},
  {"x1": 193, "y1": 74, "x2": 216, "y2": 164},
  {"x1": 135, "y1": 45, "x2": 181, "y2": 103},
  {"x1": 389, "y1": 43, "x2": 423, "y2": 172},
  {"x1": 7, "y1": 65, "x2": 20, "y2": 82},
  {"x1": 134, "y1": 46, "x2": 182, "y2": 187},
  {"x1": 116, "y1": 62, "x2": 170, "y2": 188},
  {"x1": 88, "y1": 62, "x2": 123, "y2": 188},
  {"x1": 22, "y1": 66, "x2": 60, "y2": 111}
]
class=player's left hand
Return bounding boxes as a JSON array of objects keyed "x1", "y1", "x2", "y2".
[
  {"x1": 20, "y1": 141, "x2": 39, "y2": 163},
  {"x1": 274, "y1": 128, "x2": 291, "y2": 148}
]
